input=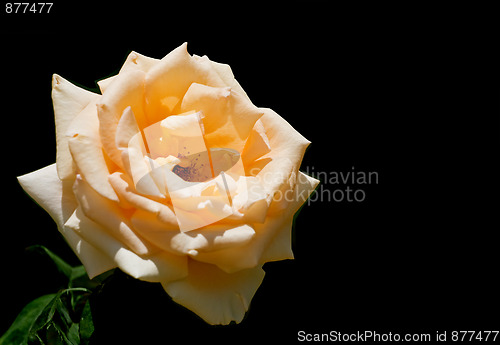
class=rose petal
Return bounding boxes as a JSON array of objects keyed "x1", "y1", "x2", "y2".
[
  {"x1": 73, "y1": 176, "x2": 157, "y2": 256},
  {"x1": 61, "y1": 225, "x2": 117, "y2": 279},
  {"x1": 254, "y1": 108, "x2": 312, "y2": 209},
  {"x1": 130, "y1": 209, "x2": 255, "y2": 256},
  {"x1": 193, "y1": 172, "x2": 319, "y2": 273},
  {"x1": 171, "y1": 223, "x2": 255, "y2": 255},
  {"x1": 165, "y1": 174, "x2": 234, "y2": 232},
  {"x1": 205, "y1": 57, "x2": 249, "y2": 99},
  {"x1": 97, "y1": 51, "x2": 159, "y2": 94},
  {"x1": 144, "y1": 43, "x2": 226, "y2": 123},
  {"x1": 229, "y1": 175, "x2": 269, "y2": 223},
  {"x1": 162, "y1": 260, "x2": 265, "y2": 325},
  {"x1": 129, "y1": 209, "x2": 180, "y2": 253},
  {"x1": 18, "y1": 164, "x2": 76, "y2": 228},
  {"x1": 108, "y1": 172, "x2": 178, "y2": 226},
  {"x1": 98, "y1": 69, "x2": 148, "y2": 168},
  {"x1": 123, "y1": 132, "x2": 166, "y2": 198},
  {"x1": 180, "y1": 83, "x2": 263, "y2": 152},
  {"x1": 115, "y1": 106, "x2": 141, "y2": 150},
  {"x1": 64, "y1": 208, "x2": 187, "y2": 283},
  {"x1": 96, "y1": 76, "x2": 115, "y2": 94},
  {"x1": 180, "y1": 83, "x2": 230, "y2": 133},
  {"x1": 241, "y1": 119, "x2": 271, "y2": 168},
  {"x1": 52, "y1": 74, "x2": 100, "y2": 180},
  {"x1": 259, "y1": 172, "x2": 319, "y2": 262},
  {"x1": 119, "y1": 51, "x2": 159, "y2": 74},
  {"x1": 66, "y1": 101, "x2": 119, "y2": 202},
  {"x1": 114, "y1": 106, "x2": 168, "y2": 198},
  {"x1": 17, "y1": 164, "x2": 115, "y2": 278}
]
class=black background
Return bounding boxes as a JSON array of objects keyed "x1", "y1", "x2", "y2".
[{"x1": 1, "y1": 2, "x2": 498, "y2": 344}]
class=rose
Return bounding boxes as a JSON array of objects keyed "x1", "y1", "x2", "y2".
[{"x1": 18, "y1": 43, "x2": 319, "y2": 325}]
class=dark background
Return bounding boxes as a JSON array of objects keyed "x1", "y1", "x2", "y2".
[{"x1": 1, "y1": 2, "x2": 498, "y2": 343}]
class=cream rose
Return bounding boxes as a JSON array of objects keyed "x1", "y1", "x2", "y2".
[{"x1": 17, "y1": 43, "x2": 319, "y2": 325}]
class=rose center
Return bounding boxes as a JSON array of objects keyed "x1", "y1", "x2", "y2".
[{"x1": 169, "y1": 148, "x2": 240, "y2": 182}]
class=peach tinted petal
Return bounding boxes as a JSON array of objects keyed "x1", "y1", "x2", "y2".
[
  {"x1": 52, "y1": 74, "x2": 100, "y2": 180},
  {"x1": 254, "y1": 108, "x2": 312, "y2": 209},
  {"x1": 193, "y1": 172, "x2": 318, "y2": 273},
  {"x1": 162, "y1": 260, "x2": 265, "y2": 325},
  {"x1": 259, "y1": 173, "x2": 319, "y2": 263},
  {"x1": 97, "y1": 52, "x2": 155, "y2": 93},
  {"x1": 144, "y1": 43, "x2": 225, "y2": 123},
  {"x1": 109, "y1": 172, "x2": 178, "y2": 227},
  {"x1": 241, "y1": 119, "x2": 271, "y2": 168},
  {"x1": 64, "y1": 207, "x2": 187, "y2": 283},
  {"x1": 62, "y1": 225, "x2": 117, "y2": 279},
  {"x1": 114, "y1": 106, "x2": 168, "y2": 199},
  {"x1": 130, "y1": 209, "x2": 256, "y2": 257},
  {"x1": 119, "y1": 51, "x2": 158, "y2": 74},
  {"x1": 115, "y1": 106, "x2": 140, "y2": 151},
  {"x1": 73, "y1": 176, "x2": 157, "y2": 256},
  {"x1": 17, "y1": 164, "x2": 115, "y2": 278},
  {"x1": 18, "y1": 164, "x2": 76, "y2": 229},
  {"x1": 66, "y1": 101, "x2": 119, "y2": 202},
  {"x1": 96, "y1": 76, "x2": 115, "y2": 94},
  {"x1": 169, "y1": 223, "x2": 255, "y2": 256},
  {"x1": 206, "y1": 58, "x2": 249, "y2": 99},
  {"x1": 97, "y1": 51, "x2": 158, "y2": 93},
  {"x1": 124, "y1": 132, "x2": 165, "y2": 199},
  {"x1": 129, "y1": 209, "x2": 187, "y2": 254},
  {"x1": 180, "y1": 83, "x2": 263, "y2": 152},
  {"x1": 97, "y1": 69, "x2": 148, "y2": 168}
]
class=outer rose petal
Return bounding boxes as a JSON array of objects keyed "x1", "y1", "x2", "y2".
[
  {"x1": 119, "y1": 51, "x2": 159, "y2": 74},
  {"x1": 252, "y1": 108, "x2": 312, "y2": 213},
  {"x1": 97, "y1": 51, "x2": 159, "y2": 93},
  {"x1": 67, "y1": 101, "x2": 119, "y2": 202},
  {"x1": 162, "y1": 260, "x2": 265, "y2": 325},
  {"x1": 64, "y1": 207, "x2": 187, "y2": 283},
  {"x1": 17, "y1": 164, "x2": 115, "y2": 278},
  {"x1": 259, "y1": 172, "x2": 319, "y2": 262},
  {"x1": 52, "y1": 74, "x2": 100, "y2": 180},
  {"x1": 205, "y1": 58, "x2": 249, "y2": 99},
  {"x1": 73, "y1": 176, "x2": 157, "y2": 256}
]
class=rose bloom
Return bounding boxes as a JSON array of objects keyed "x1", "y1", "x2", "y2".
[{"x1": 18, "y1": 43, "x2": 319, "y2": 325}]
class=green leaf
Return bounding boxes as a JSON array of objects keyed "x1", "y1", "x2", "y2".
[
  {"x1": 0, "y1": 294, "x2": 57, "y2": 345},
  {"x1": 78, "y1": 301, "x2": 94, "y2": 344},
  {"x1": 26, "y1": 246, "x2": 99, "y2": 292},
  {"x1": 26, "y1": 245, "x2": 73, "y2": 280},
  {"x1": 29, "y1": 288, "x2": 91, "y2": 344},
  {"x1": 3, "y1": 246, "x2": 103, "y2": 345},
  {"x1": 66, "y1": 324, "x2": 80, "y2": 345},
  {"x1": 69, "y1": 266, "x2": 99, "y2": 291},
  {"x1": 69, "y1": 266, "x2": 87, "y2": 283}
]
